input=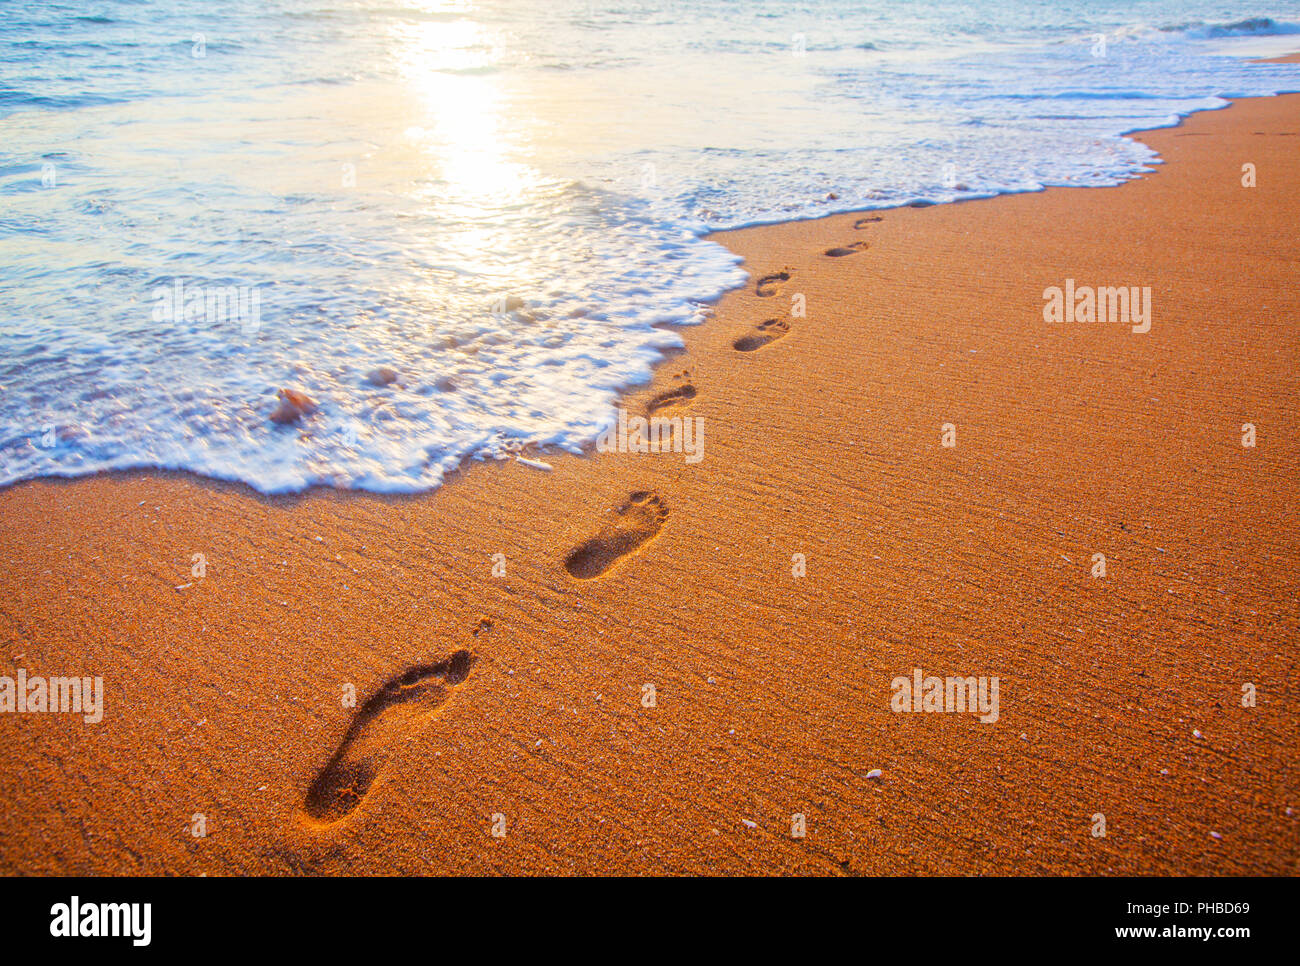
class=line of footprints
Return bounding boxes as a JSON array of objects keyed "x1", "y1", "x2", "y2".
[
  {"x1": 733, "y1": 214, "x2": 875, "y2": 351},
  {"x1": 298, "y1": 217, "x2": 880, "y2": 828}
]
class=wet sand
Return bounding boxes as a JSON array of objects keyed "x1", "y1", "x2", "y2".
[{"x1": 1, "y1": 80, "x2": 1298, "y2": 876}]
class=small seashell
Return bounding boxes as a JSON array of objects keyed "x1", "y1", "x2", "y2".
[
  {"x1": 741, "y1": 819, "x2": 757, "y2": 829},
  {"x1": 269, "y1": 388, "x2": 317, "y2": 424},
  {"x1": 866, "y1": 769, "x2": 883, "y2": 779}
]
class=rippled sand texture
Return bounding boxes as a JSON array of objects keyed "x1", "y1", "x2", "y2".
[{"x1": 0, "y1": 87, "x2": 1298, "y2": 875}]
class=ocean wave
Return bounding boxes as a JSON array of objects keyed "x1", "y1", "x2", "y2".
[{"x1": 1168, "y1": 17, "x2": 1300, "y2": 39}]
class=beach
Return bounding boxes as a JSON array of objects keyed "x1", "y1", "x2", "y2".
[{"x1": 1, "y1": 79, "x2": 1298, "y2": 876}]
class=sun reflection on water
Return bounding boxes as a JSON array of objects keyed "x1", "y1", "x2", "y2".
[
  {"x1": 389, "y1": 10, "x2": 550, "y2": 284},
  {"x1": 395, "y1": 18, "x2": 538, "y2": 197}
]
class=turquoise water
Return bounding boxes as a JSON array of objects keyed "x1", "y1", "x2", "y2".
[{"x1": 2, "y1": 1, "x2": 1299, "y2": 492}]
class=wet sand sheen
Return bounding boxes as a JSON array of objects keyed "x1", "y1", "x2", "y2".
[{"x1": 0, "y1": 81, "x2": 1298, "y2": 875}]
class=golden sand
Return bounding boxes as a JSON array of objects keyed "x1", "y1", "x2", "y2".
[{"x1": 1, "y1": 85, "x2": 1297, "y2": 876}]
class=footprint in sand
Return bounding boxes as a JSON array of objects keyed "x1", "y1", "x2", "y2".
[
  {"x1": 564, "y1": 491, "x2": 668, "y2": 579},
  {"x1": 825, "y1": 241, "x2": 870, "y2": 257},
  {"x1": 301, "y1": 648, "x2": 476, "y2": 826},
  {"x1": 854, "y1": 216, "x2": 883, "y2": 229},
  {"x1": 646, "y1": 369, "x2": 697, "y2": 417},
  {"x1": 755, "y1": 271, "x2": 790, "y2": 298},
  {"x1": 733, "y1": 318, "x2": 790, "y2": 352}
]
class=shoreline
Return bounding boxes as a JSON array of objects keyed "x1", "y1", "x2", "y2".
[
  {"x1": 2, "y1": 73, "x2": 1299, "y2": 874},
  {"x1": 9, "y1": 61, "x2": 1300, "y2": 504}
]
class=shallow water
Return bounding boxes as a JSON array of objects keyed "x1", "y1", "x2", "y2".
[{"x1": 2, "y1": 0, "x2": 1299, "y2": 492}]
